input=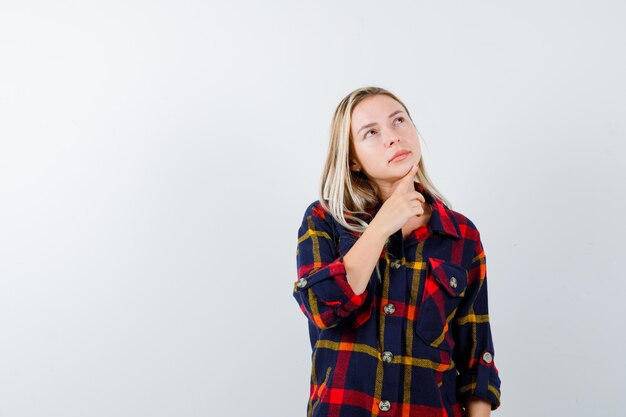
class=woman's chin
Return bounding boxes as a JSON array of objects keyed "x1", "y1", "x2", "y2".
[{"x1": 388, "y1": 158, "x2": 415, "y2": 169}]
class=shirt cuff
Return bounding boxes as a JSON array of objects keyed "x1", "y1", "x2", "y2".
[{"x1": 456, "y1": 350, "x2": 501, "y2": 410}]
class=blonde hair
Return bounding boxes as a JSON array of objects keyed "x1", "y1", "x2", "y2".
[{"x1": 318, "y1": 86, "x2": 452, "y2": 251}]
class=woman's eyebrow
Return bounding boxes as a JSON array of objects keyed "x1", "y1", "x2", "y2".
[{"x1": 358, "y1": 110, "x2": 405, "y2": 135}]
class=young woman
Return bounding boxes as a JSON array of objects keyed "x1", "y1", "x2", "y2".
[{"x1": 292, "y1": 86, "x2": 502, "y2": 417}]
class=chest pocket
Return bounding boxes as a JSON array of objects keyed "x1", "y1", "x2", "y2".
[{"x1": 415, "y1": 257, "x2": 468, "y2": 352}]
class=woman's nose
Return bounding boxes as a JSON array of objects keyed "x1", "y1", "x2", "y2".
[{"x1": 386, "y1": 135, "x2": 400, "y2": 147}]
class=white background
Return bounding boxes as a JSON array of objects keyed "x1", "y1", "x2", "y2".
[{"x1": 1, "y1": 1, "x2": 624, "y2": 416}]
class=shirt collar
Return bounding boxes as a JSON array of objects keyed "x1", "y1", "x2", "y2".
[{"x1": 362, "y1": 181, "x2": 461, "y2": 240}]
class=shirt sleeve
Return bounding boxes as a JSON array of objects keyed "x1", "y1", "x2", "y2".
[
  {"x1": 292, "y1": 202, "x2": 374, "y2": 330},
  {"x1": 451, "y1": 231, "x2": 502, "y2": 410}
]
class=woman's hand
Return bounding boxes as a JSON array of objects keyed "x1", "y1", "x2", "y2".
[{"x1": 369, "y1": 165, "x2": 427, "y2": 238}]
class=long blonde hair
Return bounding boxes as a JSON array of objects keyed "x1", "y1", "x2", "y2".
[{"x1": 318, "y1": 86, "x2": 452, "y2": 242}]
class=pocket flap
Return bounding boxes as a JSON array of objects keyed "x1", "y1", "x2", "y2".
[{"x1": 427, "y1": 258, "x2": 468, "y2": 297}]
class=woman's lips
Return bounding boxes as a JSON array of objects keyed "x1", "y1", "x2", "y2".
[{"x1": 389, "y1": 151, "x2": 410, "y2": 163}]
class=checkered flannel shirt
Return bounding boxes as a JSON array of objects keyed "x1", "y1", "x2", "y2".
[{"x1": 292, "y1": 181, "x2": 501, "y2": 417}]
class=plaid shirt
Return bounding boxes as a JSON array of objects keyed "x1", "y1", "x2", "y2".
[{"x1": 292, "y1": 181, "x2": 501, "y2": 417}]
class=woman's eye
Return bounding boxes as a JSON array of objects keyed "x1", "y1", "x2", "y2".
[{"x1": 364, "y1": 118, "x2": 403, "y2": 138}]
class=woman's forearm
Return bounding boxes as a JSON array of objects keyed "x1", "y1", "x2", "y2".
[
  {"x1": 465, "y1": 397, "x2": 492, "y2": 417},
  {"x1": 342, "y1": 224, "x2": 387, "y2": 295}
]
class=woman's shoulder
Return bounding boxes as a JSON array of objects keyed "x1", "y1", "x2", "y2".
[
  {"x1": 299, "y1": 199, "x2": 339, "y2": 229},
  {"x1": 302, "y1": 199, "x2": 331, "y2": 219},
  {"x1": 436, "y1": 199, "x2": 482, "y2": 239},
  {"x1": 441, "y1": 204, "x2": 485, "y2": 262},
  {"x1": 304, "y1": 199, "x2": 369, "y2": 225},
  {"x1": 297, "y1": 200, "x2": 344, "y2": 242},
  {"x1": 452, "y1": 207, "x2": 479, "y2": 230}
]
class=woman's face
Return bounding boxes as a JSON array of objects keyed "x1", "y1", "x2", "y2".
[{"x1": 349, "y1": 94, "x2": 421, "y2": 185}]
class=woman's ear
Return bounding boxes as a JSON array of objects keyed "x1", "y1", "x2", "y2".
[
  {"x1": 350, "y1": 161, "x2": 367, "y2": 179},
  {"x1": 349, "y1": 160, "x2": 361, "y2": 172}
]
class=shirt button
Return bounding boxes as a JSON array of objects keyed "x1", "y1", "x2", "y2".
[
  {"x1": 383, "y1": 303, "x2": 396, "y2": 315},
  {"x1": 390, "y1": 259, "x2": 401, "y2": 269},
  {"x1": 378, "y1": 400, "x2": 391, "y2": 411},
  {"x1": 382, "y1": 351, "x2": 394, "y2": 363},
  {"x1": 482, "y1": 352, "x2": 493, "y2": 364},
  {"x1": 449, "y1": 276, "x2": 458, "y2": 288},
  {"x1": 296, "y1": 278, "x2": 307, "y2": 288}
]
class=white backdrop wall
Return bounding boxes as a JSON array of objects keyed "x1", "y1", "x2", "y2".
[{"x1": 1, "y1": 1, "x2": 624, "y2": 416}]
